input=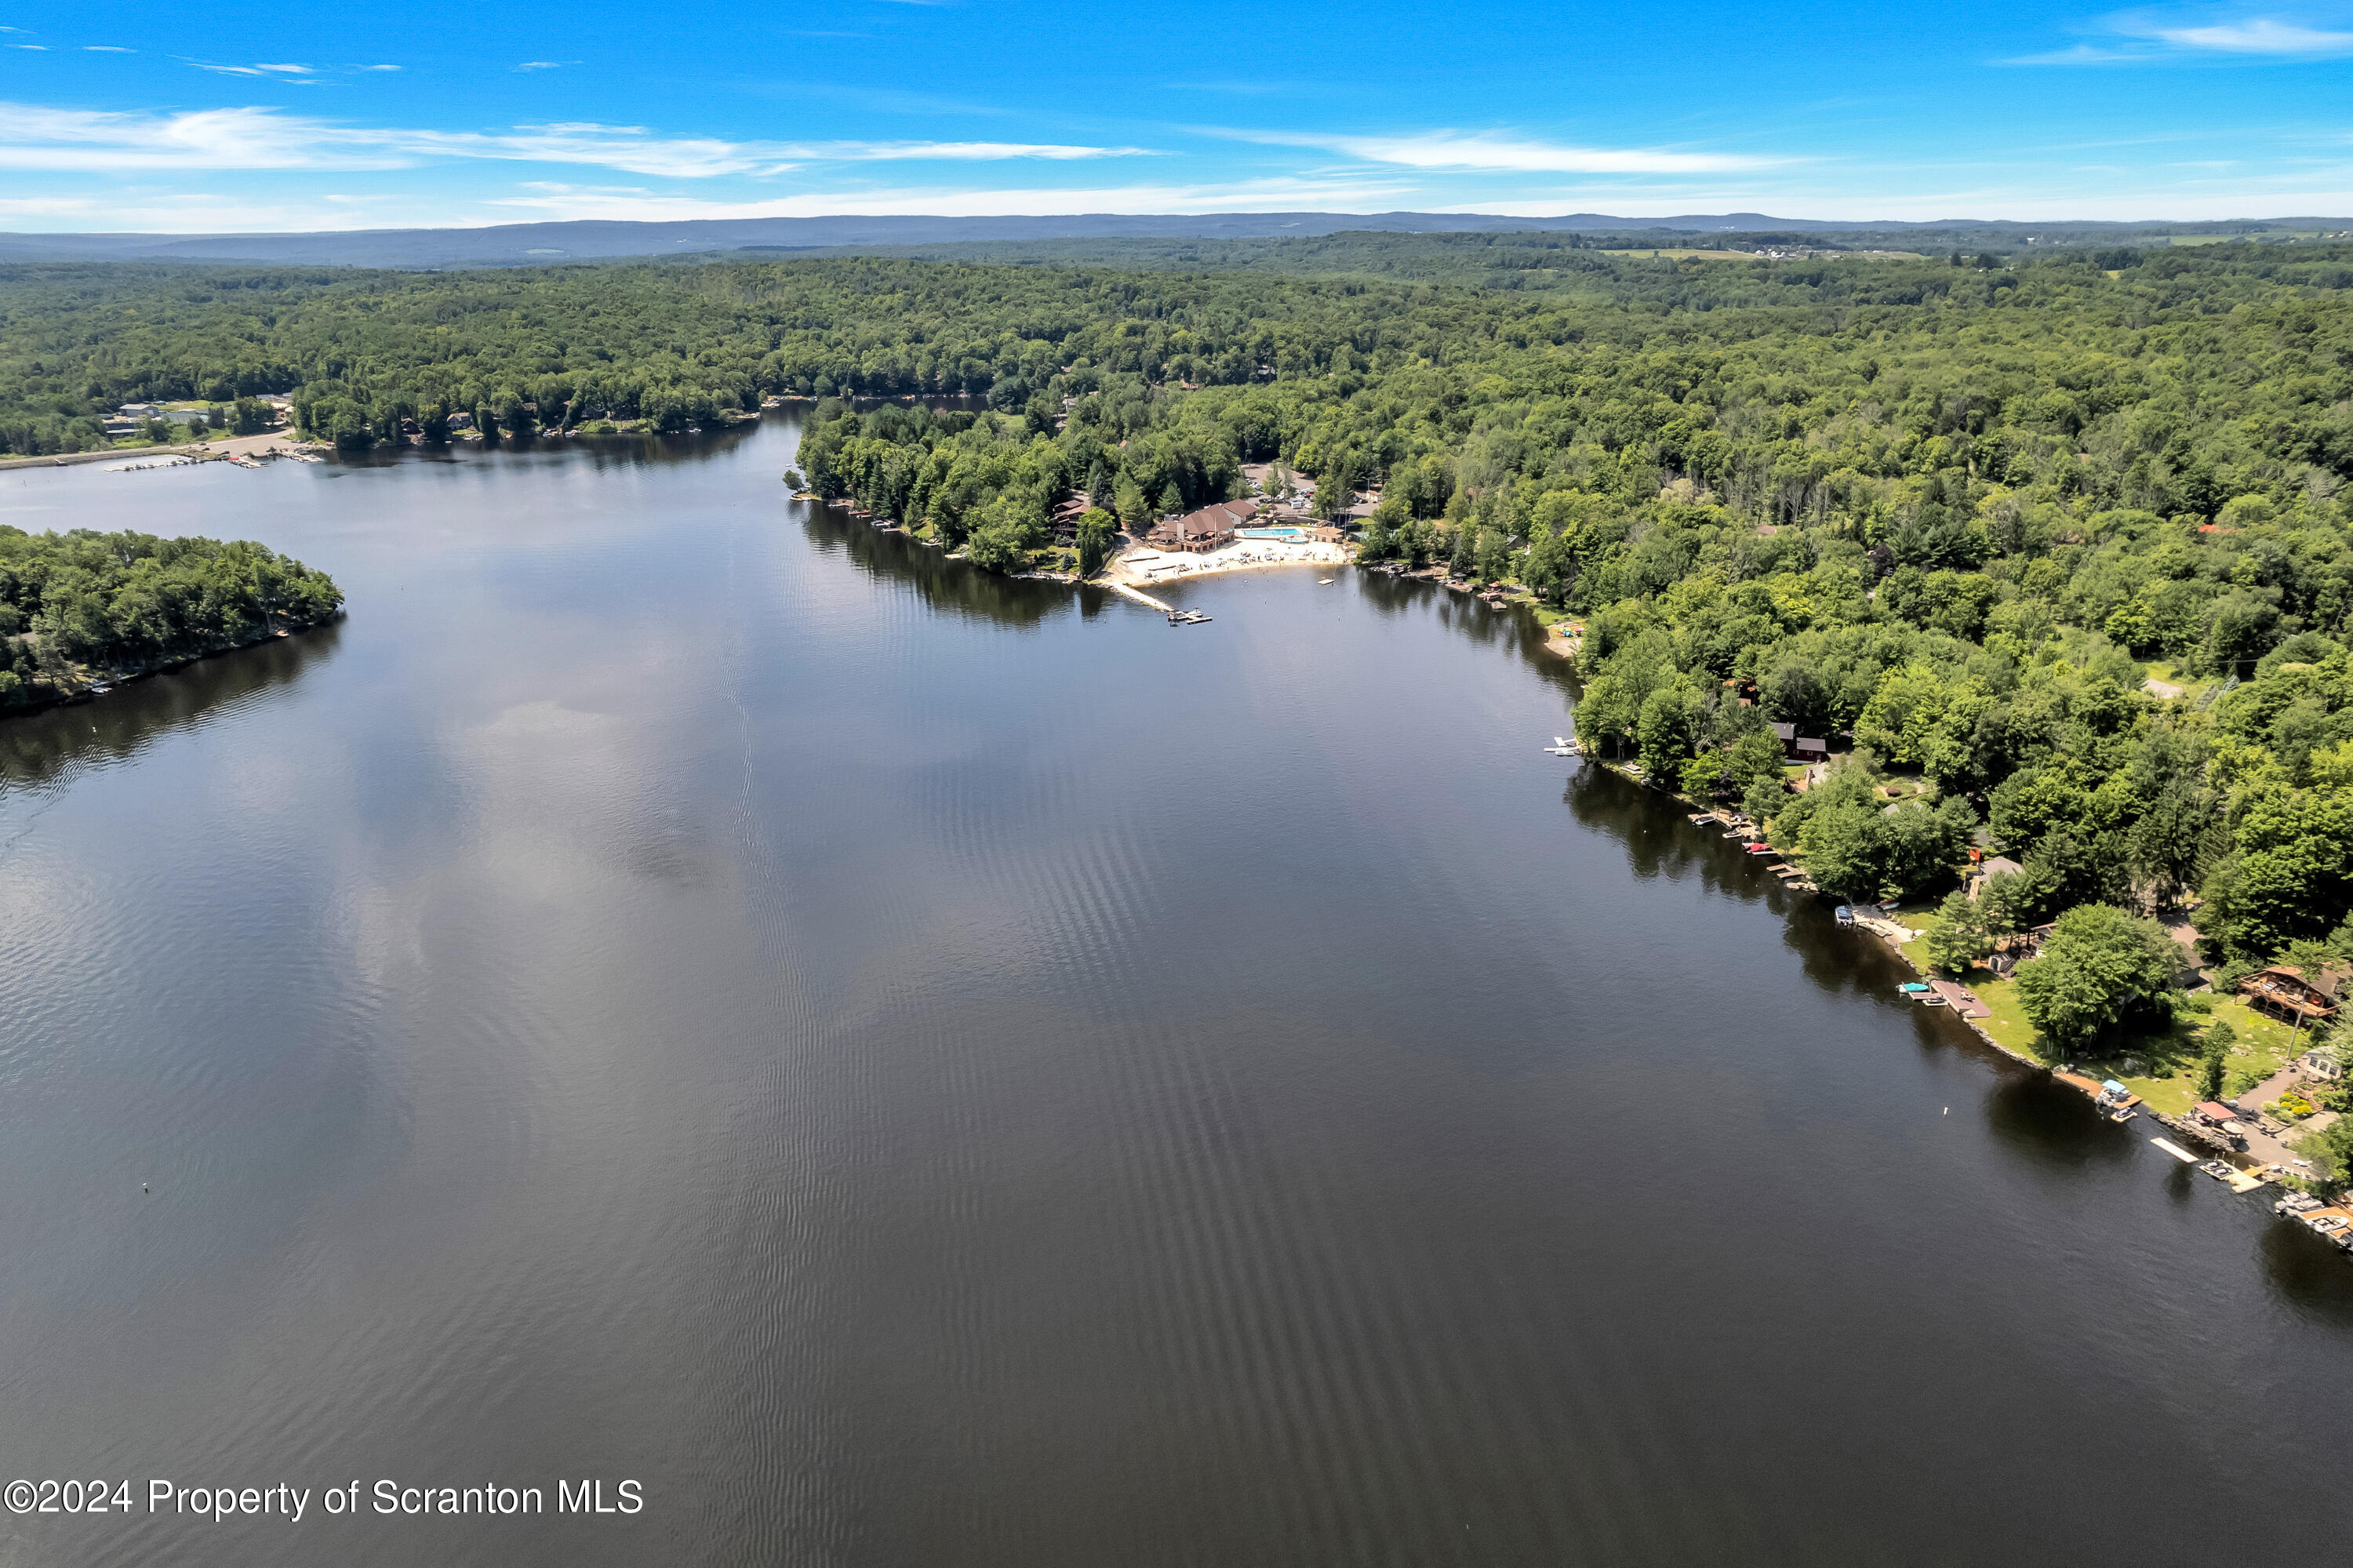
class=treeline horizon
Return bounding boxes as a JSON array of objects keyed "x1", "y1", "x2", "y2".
[
  {"x1": 2, "y1": 232, "x2": 2351, "y2": 1154},
  {"x1": 5, "y1": 238, "x2": 2353, "y2": 454}
]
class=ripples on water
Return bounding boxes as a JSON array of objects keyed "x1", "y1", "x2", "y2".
[{"x1": 1, "y1": 418, "x2": 2349, "y2": 1566}]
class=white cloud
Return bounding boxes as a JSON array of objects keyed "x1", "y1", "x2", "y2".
[
  {"x1": 514, "y1": 61, "x2": 568, "y2": 71},
  {"x1": 82, "y1": 45, "x2": 133, "y2": 53},
  {"x1": 1217, "y1": 128, "x2": 1776, "y2": 174},
  {"x1": 194, "y1": 61, "x2": 315, "y2": 77},
  {"x1": 488, "y1": 174, "x2": 1417, "y2": 223},
  {"x1": 2157, "y1": 18, "x2": 2353, "y2": 52},
  {"x1": 0, "y1": 104, "x2": 405, "y2": 171},
  {"x1": 0, "y1": 102, "x2": 1155, "y2": 176},
  {"x1": 2009, "y1": 10, "x2": 2353, "y2": 64},
  {"x1": 0, "y1": 190, "x2": 407, "y2": 230}
]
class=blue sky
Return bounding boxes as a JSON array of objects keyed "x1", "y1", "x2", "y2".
[{"x1": 3, "y1": 2, "x2": 2353, "y2": 231}]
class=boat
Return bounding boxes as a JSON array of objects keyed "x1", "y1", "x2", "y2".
[
  {"x1": 1897, "y1": 982, "x2": 1930, "y2": 993},
  {"x1": 1835, "y1": 905, "x2": 1856, "y2": 926},
  {"x1": 1317, "y1": 577, "x2": 1334, "y2": 584}
]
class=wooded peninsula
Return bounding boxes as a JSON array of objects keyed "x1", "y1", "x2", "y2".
[
  {"x1": 0, "y1": 528, "x2": 344, "y2": 711},
  {"x1": 5, "y1": 235, "x2": 2351, "y2": 1174}
]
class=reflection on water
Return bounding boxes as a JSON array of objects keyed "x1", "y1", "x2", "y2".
[
  {"x1": 1982, "y1": 1070, "x2": 2140, "y2": 1172},
  {"x1": 796, "y1": 505, "x2": 1090, "y2": 630},
  {"x1": 2260, "y1": 1217, "x2": 2353, "y2": 1321},
  {"x1": 1, "y1": 412, "x2": 2350, "y2": 1567},
  {"x1": 0, "y1": 621, "x2": 341, "y2": 790}
]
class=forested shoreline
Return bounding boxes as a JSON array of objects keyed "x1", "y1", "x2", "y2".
[
  {"x1": 8, "y1": 238, "x2": 2353, "y2": 1166},
  {"x1": 778, "y1": 239, "x2": 2353, "y2": 1170},
  {"x1": 0, "y1": 528, "x2": 343, "y2": 710}
]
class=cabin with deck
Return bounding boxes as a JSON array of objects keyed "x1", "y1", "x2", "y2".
[{"x1": 2237, "y1": 964, "x2": 2345, "y2": 1028}]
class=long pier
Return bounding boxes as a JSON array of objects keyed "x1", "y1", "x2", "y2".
[{"x1": 1105, "y1": 580, "x2": 1176, "y2": 614}]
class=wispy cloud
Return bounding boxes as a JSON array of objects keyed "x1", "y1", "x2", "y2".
[
  {"x1": 0, "y1": 102, "x2": 1155, "y2": 176},
  {"x1": 83, "y1": 45, "x2": 133, "y2": 53},
  {"x1": 514, "y1": 60, "x2": 570, "y2": 71},
  {"x1": 2007, "y1": 9, "x2": 2353, "y2": 64},
  {"x1": 0, "y1": 189, "x2": 411, "y2": 231},
  {"x1": 490, "y1": 173, "x2": 1415, "y2": 222},
  {"x1": 2158, "y1": 17, "x2": 2353, "y2": 51},
  {"x1": 1216, "y1": 128, "x2": 1777, "y2": 174},
  {"x1": 192, "y1": 60, "x2": 315, "y2": 77}
]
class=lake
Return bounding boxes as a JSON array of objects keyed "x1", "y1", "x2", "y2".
[{"x1": 2, "y1": 413, "x2": 2349, "y2": 1565}]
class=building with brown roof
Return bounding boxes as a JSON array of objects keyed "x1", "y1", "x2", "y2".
[
  {"x1": 1150, "y1": 499, "x2": 1254, "y2": 553},
  {"x1": 2237, "y1": 964, "x2": 2346, "y2": 1027}
]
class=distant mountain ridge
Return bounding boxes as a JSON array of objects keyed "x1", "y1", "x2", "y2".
[{"x1": 2, "y1": 211, "x2": 2344, "y2": 270}]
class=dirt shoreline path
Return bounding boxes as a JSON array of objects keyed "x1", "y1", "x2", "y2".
[{"x1": 0, "y1": 431, "x2": 317, "y2": 472}]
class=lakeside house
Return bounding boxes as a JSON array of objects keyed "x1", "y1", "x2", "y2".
[
  {"x1": 1151, "y1": 499, "x2": 1254, "y2": 553},
  {"x1": 1986, "y1": 922, "x2": 2057, "y2": 977},
  {"x1": 2237, "y1": 964, "x2": 2346, "y2": 1028},
  {"x1": 1967, "y1": 855, "x2": 2024, "y2": 899},
  {"x1": 1049, "y1": 492, "x2": 1096, "y2": 540}
]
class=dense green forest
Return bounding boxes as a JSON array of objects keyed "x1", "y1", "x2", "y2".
[
  {"x1": 773, "y1": 238, "x2": 2353, "y2": 1098},
  {"x1": 0, "y1": 528, "x2": 343, "y2": 708},
  {"x1": 7, "y1": 238, "x2": 2353, "y2": 1111},
  {"x1": 7, "y1": 239, "x2": 2353, "y2": 454}
]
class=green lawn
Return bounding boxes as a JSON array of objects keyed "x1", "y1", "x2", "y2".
[{"x1": 1897, "y1": 908, "x2": 2316, "y2": 1110}]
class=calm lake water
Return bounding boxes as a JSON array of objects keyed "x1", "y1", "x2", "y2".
[{"x1": 2, "y1": 414, "x2": 2350, "y2": 1566}]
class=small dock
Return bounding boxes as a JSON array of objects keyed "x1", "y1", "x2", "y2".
[{"x1": 2150, "y1": 1137, "x2": 2200, "y2": 1164}]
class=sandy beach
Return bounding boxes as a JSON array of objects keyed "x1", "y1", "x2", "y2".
[{"x1": 1106, "y1": 539, "x2": 1351, "y2": 588}]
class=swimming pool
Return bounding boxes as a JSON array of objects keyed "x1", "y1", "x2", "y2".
[{"x1": 1236, "y1": 526, "x2": 1311, "y2": 540}]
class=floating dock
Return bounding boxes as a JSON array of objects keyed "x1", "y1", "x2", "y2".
[{"x1": 2150, "y1": 1137, "x2": 2200, "y2": 1164}]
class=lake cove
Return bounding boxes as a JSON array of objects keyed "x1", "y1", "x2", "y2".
[{"x1": 2, "y1": 413, "x2": 2350, "y2": 1566}]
